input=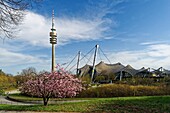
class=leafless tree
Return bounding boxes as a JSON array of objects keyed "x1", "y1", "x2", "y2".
[
  {"x1": 15, "y1": 67, "x2": 37, "y2": 86},
  {"x1": 0, "y1": 0, "x2": 42, "y2": 39},
  {"x1": 20, "y1": 67, "x2": 37, "y2": 77}
]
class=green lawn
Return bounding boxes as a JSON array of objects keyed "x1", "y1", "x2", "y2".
[
  {"x1": 0, "y1": 96, "x2": 170, "y2": 113},
  {"x1": 8, "y1": 93, "x2": 94, "y2": 101}
]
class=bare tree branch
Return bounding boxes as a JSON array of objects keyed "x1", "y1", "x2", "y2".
[{"x1": 0, "y1": 0, "x2": 42, "y2": 39}]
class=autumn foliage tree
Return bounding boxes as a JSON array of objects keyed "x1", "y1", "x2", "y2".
[
  {"x1": 20, "y1": 68, "x2": 83, "y2": 106},
  {"x1": 0, "y1": 69, "x2": 16, "y2": 94}
]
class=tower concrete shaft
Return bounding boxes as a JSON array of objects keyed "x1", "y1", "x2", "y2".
[
  {"x1": 51, "y1": 44, "x2": 56, "y2": 72},
  {"x1": 50, "y1": 10, "x2": 57, "y2": 72}
]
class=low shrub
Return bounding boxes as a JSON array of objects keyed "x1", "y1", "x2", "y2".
[
  {"x1": 78, "y1": 84, "x2": 170, "y2": 98},
  {"x1": 0, "y1": 89, "x2": 4, "y2": 95},
  {"x1": 116, "y1": 77, "x2": 160, "y2": 86}
]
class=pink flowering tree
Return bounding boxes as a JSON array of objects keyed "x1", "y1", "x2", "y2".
[{"x1": 20, "y1": 67, "x2": 83, "y2": 106}]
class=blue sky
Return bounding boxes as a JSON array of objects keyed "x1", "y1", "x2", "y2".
[{"x1": 1, "y1": 0, "x2": 170, "y2": 74}]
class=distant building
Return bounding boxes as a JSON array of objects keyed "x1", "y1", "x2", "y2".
[{"x1": 78, "y1": 61, "x2": 170, "y2": 82}]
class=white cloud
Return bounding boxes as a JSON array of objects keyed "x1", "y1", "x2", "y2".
[
  {"x1": 0, "y1": 47, "x2": 50, "y2": 74},
  {"x1": 107, "y1": 44, "x2": 170, "y2": 69},
  {"x1": 140, "y1": 41, "x2": 168, "y2": 46},
  {"x1": 147, "y1": 44, "x2": 170, "y2": 57},
  {"x1": 17, "y1": 9, "x2": 115, "y2": 47},
  {"x1": 18, "y1": 12, "x2": 50, "y2": 47}
]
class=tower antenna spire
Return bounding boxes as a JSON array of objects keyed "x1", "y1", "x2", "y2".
[{"x1": 52, "y1": 10, "x2": 55, "y2": 29}]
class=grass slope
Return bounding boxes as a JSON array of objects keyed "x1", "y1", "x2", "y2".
[{"x1": 0, "y1": 96, "x2": 170, "y2": 113}]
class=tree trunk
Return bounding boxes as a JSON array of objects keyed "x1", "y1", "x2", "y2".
[{"x1": 43, "y1": 97, "x2": 49, "y2": 106}]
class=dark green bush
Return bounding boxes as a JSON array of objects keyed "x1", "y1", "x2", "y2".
[
  {"x1": 78, "y1": 84, "x2": 170, "y2": 98},
  {"x1": 94, "y1": 76, "x2": 105, "y2": 82},
  {"x1": 117, "y1": 77, "x2": 157, "y2": 86},
  {"x1": 0, "y1": 88, "x2": 4, "y2": 95}
]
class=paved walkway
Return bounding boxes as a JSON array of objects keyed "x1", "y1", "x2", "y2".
[
  {"x1": 0, "y1": 96, "x2": 34, "y2": 105},
  {"x1": 0, "y1": 89, "x2": 35, "y2": 105}
]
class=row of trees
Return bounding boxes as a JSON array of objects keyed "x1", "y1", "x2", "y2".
[
  {"x1": 0, "y1": 69, "x2": 16, "y2": 94},
  {"x1": 0, "y1": 67, "x2": 45, "y2": 92}
]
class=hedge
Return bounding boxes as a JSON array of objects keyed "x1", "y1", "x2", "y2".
[{"x1": 78, "y1": 84, "x2": 170, "y2": 98}]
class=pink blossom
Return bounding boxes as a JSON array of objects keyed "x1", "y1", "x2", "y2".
[{"x1": 20, "y1": 67, "x2": 83, "y2": 106}]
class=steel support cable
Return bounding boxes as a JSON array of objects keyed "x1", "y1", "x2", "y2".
[
  {"x1": 68, "y1": 65, "x2": 76, "y2": 73},
  {"x1": 81, "y1": 53, "x2": 93, "y2": 64},
  {"x1": 68, "y1": 47, "x2": 95, "y2": 71},
  {"x1": 61, "y1": 62, "x2": 70, "y2": 66},
  {"x1": 79, "y1": 47, "x2": 95, "y2": 62},
  {"x1": 65, "y1": 54, "x2": 78, "y2": 70},
  {"x1": 81, "y1": 51, "x2": 94, "y2": 76},
  {"x1": 98, "y1": 48, "x2": 103, "y2": 61},
  {"x1": 99, "y1": 47, "x2": 112, "y2": 64},
  {"x1": 70, "y1": 68, "x2": 77, "y2": 74},
  {"x1": 69, "y1": 48, "x2": 94, "y2": 71}
]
